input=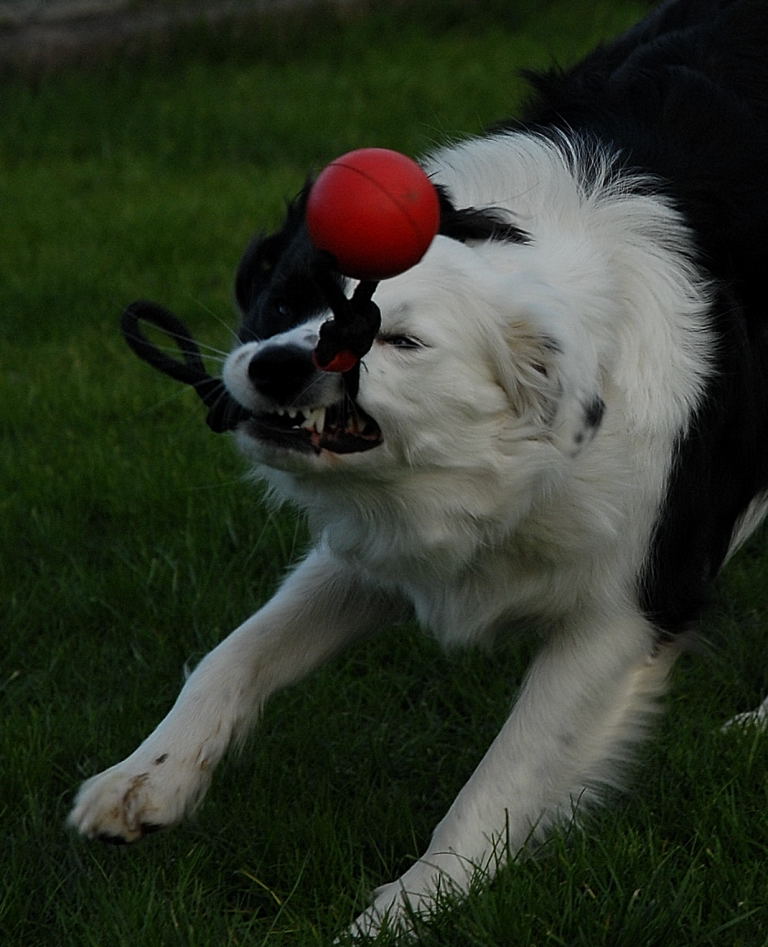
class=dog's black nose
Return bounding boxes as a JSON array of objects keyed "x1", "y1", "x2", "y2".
[{"x1": 247, "y1": 344, "x2": 317, "y2": 404}]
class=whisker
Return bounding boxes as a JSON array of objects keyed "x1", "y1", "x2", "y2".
[
  {"x1": 131, "y1": 380, "x2": 193, "y2": 418},
  {"x1": 121, "y1": 336, "x2": 228, "y2": 367},
  {"x1": 185, "y1": 339, "x2": 231, "y2": 360},
  {"x1": 186, "y1": 295, "x2": 241, "y2": 347},
  {"x1": 209, "y1": 383, "x2": 233, "y2": 418},
  {"x1": 290, "y1": 374, "x2": 330, "y2": 408},
  {"x1": 113, "y1": 294, "x2": 232, "y2": 361}
]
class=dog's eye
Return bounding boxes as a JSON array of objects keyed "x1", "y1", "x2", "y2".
[{"x1": 379, "y1": 334, "x2": 423, "y2": 350}]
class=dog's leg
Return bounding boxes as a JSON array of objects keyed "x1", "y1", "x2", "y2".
[
  {"x1": 349, "y1": 608, "x2": 675, "y2": 937},
  {"x1": 68, "y1": 548, "x2": 400, "y2": 843}
]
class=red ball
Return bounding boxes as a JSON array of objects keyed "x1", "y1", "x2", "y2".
[{"x1": 306, "y1": 148, "x2": 440, "y2": 280}]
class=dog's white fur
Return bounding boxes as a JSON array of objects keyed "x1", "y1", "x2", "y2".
[{"x1": 69, "y1": 133, "x2": 763, "y2": 935}]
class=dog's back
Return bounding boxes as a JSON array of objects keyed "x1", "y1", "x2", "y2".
[{"x1": 501, "y1": 0, "x2": 768, "y2": 636}]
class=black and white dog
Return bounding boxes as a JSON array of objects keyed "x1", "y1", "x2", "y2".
[{"x1": 70, "y1": 0, "x2": 768, "y2": 936}]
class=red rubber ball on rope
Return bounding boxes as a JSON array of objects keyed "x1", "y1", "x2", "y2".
[{"x1": 306, "y1": 148, "x2": 440, "y2": 281}]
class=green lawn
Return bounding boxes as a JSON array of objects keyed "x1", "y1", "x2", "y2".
[{"x1": 3, "y1": 2, "x2": 768, "y2": 944}]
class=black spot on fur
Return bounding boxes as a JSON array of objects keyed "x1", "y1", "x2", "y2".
[{"x1": 584, "y1": 397, "x2": 605, "y2": 430}]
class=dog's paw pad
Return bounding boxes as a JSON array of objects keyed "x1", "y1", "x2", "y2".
[
  {"x1": 96, "y1": 831, "x2": 129, "y2": 845},
  {"x1": 95, "y1": 820, "x2": 164, "y2": 845}
]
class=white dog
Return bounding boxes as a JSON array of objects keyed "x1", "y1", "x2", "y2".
[{"x1": 69, "y1": 0, "x2": 768, "y2": 936}]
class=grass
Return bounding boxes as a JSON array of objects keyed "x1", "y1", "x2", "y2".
[{"x1": 2, "y1": 1, "x2": 768, "y2": 943}]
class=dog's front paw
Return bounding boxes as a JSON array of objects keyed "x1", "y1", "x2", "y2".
[
  {"x1": 67, "y1": 751, "x2": 211, "y2": 843},
  {"x1": 345, "y1": 852, "x2": 475, "y2": 941},
  {"x1": 347, "y1": 881, "x2": 412, "y2": 940},
  {"x1": 347, "y1": 874, "x2": 448, "y2": 941}
]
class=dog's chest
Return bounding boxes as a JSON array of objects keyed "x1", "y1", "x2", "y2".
[{"x1": 321, "y1": 505, "x2": 593, "y2": 646}]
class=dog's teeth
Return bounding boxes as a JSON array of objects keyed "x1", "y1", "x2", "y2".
[
  {"x1": 300, "y1": 407, "x2": 327, "y2": 434},
  {"x1": 274, "y1": 407, "x2": 300, "y2": 421}
]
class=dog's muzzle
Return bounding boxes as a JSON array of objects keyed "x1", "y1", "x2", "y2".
[{"x1": 238, "y1": 338, "x2": 381, "y2": 455}]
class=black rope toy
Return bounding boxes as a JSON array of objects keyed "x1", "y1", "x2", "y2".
[
  {"x1": 119, "y1": 147, "x2": 440, "y2": 434},
  {"x1": 119, "y1": 272, "x2": 381, "y2": 434}
]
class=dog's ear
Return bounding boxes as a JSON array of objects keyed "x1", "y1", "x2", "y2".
[
  {"x1": 436, "y1": 185, "x2": 529, "y2": 245},
  {"x1": 235, "y1": 184, "x2": 313, "y2": 314},
  {"x1": 235, "y1": 231, "x2": 283, "y2": 312},
  {"x1": 494, "y1": 321, "x2": 563, "y2": 427},
  {"x1": 496, "y1": 316, "x2": 605, "y2": 457}
]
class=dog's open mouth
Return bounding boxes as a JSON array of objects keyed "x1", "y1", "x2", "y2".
[{"x1": 245, "y1": 399, "x2": 383, "y2": 455}]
